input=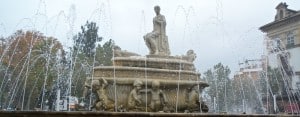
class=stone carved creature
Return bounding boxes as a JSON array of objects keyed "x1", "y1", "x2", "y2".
[
  {"x1": 113, "y1": 45, "x2": 140, "y2": 57},
  {"x1": 148, "y1": 81, "x2": 168, "y2": 112},
  {"x1": 185, "y1": 85, "x2": 200, "y2": 112},
  {"x1": 185, "y1": 85, "x2": 208, "y2": 113},
  {"x1": 127, "y1": 80, "x2": 143, "y2": 111},
  {"x1": 91, "y1": 78, "x2": 114, "y2": 111},
  {"x1": 181, "y1": 49, "x2": 196, "y2": 62},
  {"x1": 144, "y1": 6, "x2": 170, "y2": 56}
]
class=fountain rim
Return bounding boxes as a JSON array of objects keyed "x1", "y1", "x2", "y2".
[
  {"x1": 0, "y1": 111, "x2": 290, "y2": 117},
  {"x1": 113, "y1": 56, "x2": 194, "y2": 65},
  {"x1": 93, "y1": 66, "x2": 200, "y2": 75},
  {"x1": 86, "y1": 77, "x2": 209, "y2": 87}
]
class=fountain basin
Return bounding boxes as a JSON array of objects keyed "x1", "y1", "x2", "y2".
[
  {"x1": 0, "y1": 111, "x2": 294, "y2": 117},
  {"x1": 94, "y1": 66, "x2": 200, "y2": 80},
  {"x1": 84, "y1": 55, "x2": 209, "y2": 112},
  {"x1": 113, "y1": 57, "x2": 195, "y2": 71},
  {"x1": 85, "y1": 77, "x2": 208, "y2": 112}
]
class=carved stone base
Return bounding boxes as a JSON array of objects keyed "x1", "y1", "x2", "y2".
[{"x1": 85, "y1": 55, "x2": 208, "y2": 113}]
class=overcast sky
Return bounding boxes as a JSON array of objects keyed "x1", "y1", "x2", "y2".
[{"x1": 0, "y1": 0, "x2": 300, "y2": 77}]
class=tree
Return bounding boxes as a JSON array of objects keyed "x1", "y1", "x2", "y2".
[
  {"x1": 232, "y1": 73, "x2": 264, "y2": 113},
  {"x1": 73, "y1": 21, "x2": 102, "y2": 57},
  {"x1": 229, "y1": 66, "x2": 284, "y2": 114},
  {"x1": 0, "y1": 30, "x2": 66, "y2": 110},
  {"x1": 203, "y1": 63, "x2": 232, "y2": 112},
  {"x1": 95, "y1": 39, "x2": 114, "y2": 66},
  {"x1": 71, "y1": 21, "x2": 102, "y2": 98},
  {"x1": 70, "y1": 38, "x2": 114, "y2": 98},
  {"x1": 267, "y1": 66, "x2": 284, "y2": 95},
  {"x1": 71, "y1": 21, "x2": 115, "y2": 100}
]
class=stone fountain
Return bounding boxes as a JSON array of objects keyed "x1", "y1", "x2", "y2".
[{"x1": 83, "y1": 5, "x2": 209, "y2": 113}]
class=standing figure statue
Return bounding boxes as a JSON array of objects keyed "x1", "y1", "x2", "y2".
[
  {"x1": 144, "y1": 6, "x2": 170, "y2": 56},
  {"x1": 149, "y1": 81, "x2": 168, "y2": 112}
]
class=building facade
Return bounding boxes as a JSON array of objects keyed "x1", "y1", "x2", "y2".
[
  {"x1": 260, "y1": 2, "x2": 300, "y2": 91},
  {"x1": 232, "y1": 57, "x2": 266, "y2": 113}
]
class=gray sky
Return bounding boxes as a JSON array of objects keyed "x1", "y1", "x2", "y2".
[{"x1": 1, "y1": 0, "x2": 300, "y2": 77}]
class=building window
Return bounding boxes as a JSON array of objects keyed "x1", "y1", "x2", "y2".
[
  {"x1": 287, "y1": 32, "x2": 295, "y2": 48},
  {"x1": 272, "y1": 37, "x2": 281, "y2": 52},
  {"x1": 279, "y1": 10, "x2": 284, "y2": 19},
  {"x1": 296, "y1": 82, "x2": 300, "y2": 91},
  {"x1": 276, "y1": 39, "x2": 281, "y2": 48}
]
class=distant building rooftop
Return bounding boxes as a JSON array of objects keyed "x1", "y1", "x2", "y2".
[{"x1": 260, "y1": 2, "x2": 300, "y2": 32}]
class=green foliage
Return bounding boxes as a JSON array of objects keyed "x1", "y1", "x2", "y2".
[
  {"x1": 257, "y1": 66, "x2": 284, "y2": 96},
  {"x1": 96, "y1": 39, "x2": 114, "y2": 66},
  {"x1": 0, "y1": 21, "x2": 115, "y2": 110},
  {"x1": 203, "y1": 63, "x2": 232, "y2": 112},
  {"x1": 229, "y1": 66, "x2": 284, "y2": 113},
  {"x1": 0, "y1": 30, "x2": 66, "y2": 110},
  {"x1": 70, "y1": 39, "x2": 114, "y2": 98},
  {"x1": 73, "y1": 21, "x2": 102, "y2": 57},
  {"x1": 232, "y1": 74, "x2": 263, "y2": 113},
  {"x1": 267, "y1": 66, "x2": 284, "y2": 94},
  {"x1": 71, "y1": 21, "x2": 114, "y2": 98}
]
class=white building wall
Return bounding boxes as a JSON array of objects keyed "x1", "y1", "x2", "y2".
[
  {"x1": 289, "y1": 47, "x2": 300, "y2": 90},
  {"x1": 267, "y1": 47, "x2": 300, "y2": 90},
  {"x1": 289, "y1": 47, "x2": 300, "y2": 72},
  {"x1": 292, "y1": 75, "x2": 300, "y2": 90},
  {"x1": 267, "y1": 53, "x2": 279, "y2": 68}
]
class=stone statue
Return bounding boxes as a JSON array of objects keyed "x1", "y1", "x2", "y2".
[
  {"x1": 113, "y1": 45, "x2": 140, "y2": 57},
  {"x1": 149, "y1": 81, "x2": 168, "y2": 112},
  {"x1": 127, "y1": 80, "x2": 143, "y2": 111},
  {"x1": 144, "y1": 6, "x2": 170, "y2": 56},
  {"x1": 83, "y1": 79, "x2": 91, "y2": 98},
  {"x1": 91, "y1": 78, "x2": 114, "y2": 111},
  {"x1": 178, "y1": 49, "x2": 197, "y2": 62},
  {"x1": 82, "y1": 79, "x2": 97, "y2": 110},
  {"x1": 185, "y1": 50, "x2": 197, "y2": 62},
  {"x1": 184, "y1": 85, "x2": 208, "y2": 113},
  {"x1": 185, "y1": 85, "x2": 200, "y2": 112}
]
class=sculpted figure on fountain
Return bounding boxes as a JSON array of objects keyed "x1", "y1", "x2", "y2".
[
  {"x1": 149, "y1": 81, "x2": 168, "y2": 112},
  {"x1": 83, "y1": 5, "x2": 209, "y2": 113},
  {"x1": 127, "y1": 80, "x2": 143, "y2": 111},
  {"x1": 144, "y1": 6, "x2": 170, "y2": 56},
  {"x1": 185, "y1": 85, "x2": 208, "y2": 113},
  {"x1": 91, "y1": 78, "x2": 114, "y2": 111},
  {"x1": 113, "y1": 45, "x2": 140, "y2": 57}
]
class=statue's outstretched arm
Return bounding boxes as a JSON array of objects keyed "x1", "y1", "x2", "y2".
[
  {"x1": 160, "y1": 90, "x2": 168, "y2": 104},
  {"x1": 140, "y1": 89, "x2": 151, "y2": 93},
  {"x1": 100, "y1": 77, "x2": 108, "y2": 87}
]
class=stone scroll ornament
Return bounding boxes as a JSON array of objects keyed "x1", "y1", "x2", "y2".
[{"x1": 144, "y1": 6, "x2": 170, "y2": 56}]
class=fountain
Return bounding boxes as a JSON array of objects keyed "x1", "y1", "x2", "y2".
[
  {"x1": 0, "y1": 3, "x2": 299, "y2": 117},
  {"x1": 82, "y1": 5, "x2": 209, "y2": 113}
]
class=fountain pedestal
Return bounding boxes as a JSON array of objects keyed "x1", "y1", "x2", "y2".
[{"x1": 84, "y1": 55, "x2": 209, "y2": 112}]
